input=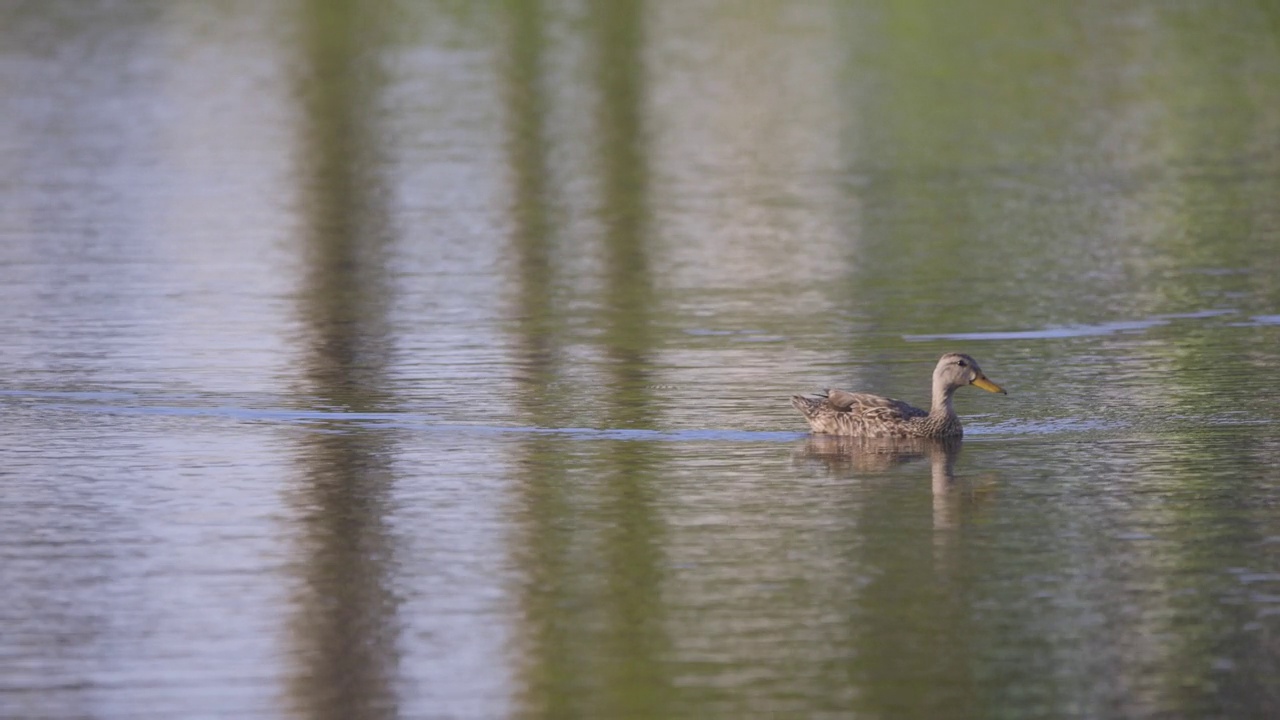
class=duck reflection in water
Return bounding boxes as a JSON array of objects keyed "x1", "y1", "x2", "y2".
[{"x1": 796, "y1": 436, "x2": 994, "y2": 532}]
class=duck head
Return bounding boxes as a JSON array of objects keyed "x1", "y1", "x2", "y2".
[{"x1": 933, "y1": 352, "x2": 1006, "y2": 395}]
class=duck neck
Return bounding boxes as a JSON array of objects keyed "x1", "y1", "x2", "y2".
[{"x1": 930, "y1": 379, "x2": 957, "y2": 417}]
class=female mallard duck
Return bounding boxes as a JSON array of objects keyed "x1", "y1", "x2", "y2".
[{"x1": 791, "y1": 353, "x2": 1005, "y2": 438}]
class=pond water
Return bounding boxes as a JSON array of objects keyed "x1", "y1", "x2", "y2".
[{"x1": 3, "y1": 2, "x2": 1280, "y2": 718}]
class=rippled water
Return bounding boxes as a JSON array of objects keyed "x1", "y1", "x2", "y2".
[{"x1": 3, "y1": 2, "x2": 1280, "y2": 718}]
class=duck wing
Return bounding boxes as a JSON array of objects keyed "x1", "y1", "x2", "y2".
[{"x1": 824, "y1": 389, "x2": 928, "y2": 421}]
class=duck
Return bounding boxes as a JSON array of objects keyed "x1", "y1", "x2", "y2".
[{"x1": 791, "y1": 352, "x2": 1005, "y2": 438}]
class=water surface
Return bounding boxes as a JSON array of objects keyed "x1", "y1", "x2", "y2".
[{"x1": 2, "y1": 2, "x2": 1280, "y2": 718}]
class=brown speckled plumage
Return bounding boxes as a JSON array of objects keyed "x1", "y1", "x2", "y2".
[{"x1": 791, "y1": 353, "x2": 1005, "y2": 438}]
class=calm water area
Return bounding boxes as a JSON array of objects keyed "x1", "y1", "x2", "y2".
[{"x1": 3, "y1": 2, "x2": 1280, "y2": 718}]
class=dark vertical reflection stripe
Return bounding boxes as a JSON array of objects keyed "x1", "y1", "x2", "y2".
[
  {"x1": 288, "y1": 2, "x2": 400, "y2": 719},
  {"x1": 590, "y1": 1, "x2": 673, "y2": 717},
  {"x1": 595, "y1": 0, "x2": 654, "y2": 405},
  {"x1": 498, "y1": 1, "x2": 575, "y2": 716},
  {"x1": 501, "y1": 0, "x2": 672, "y2": 716}
]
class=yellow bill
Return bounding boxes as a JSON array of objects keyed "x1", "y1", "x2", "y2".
[{"x1": 972, "y1": 376, "x2": 1006, "y2": 395}]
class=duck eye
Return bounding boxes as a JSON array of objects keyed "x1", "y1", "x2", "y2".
[{"x1": 956, "y1": 359, "x2": 967, "y2": 367}]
